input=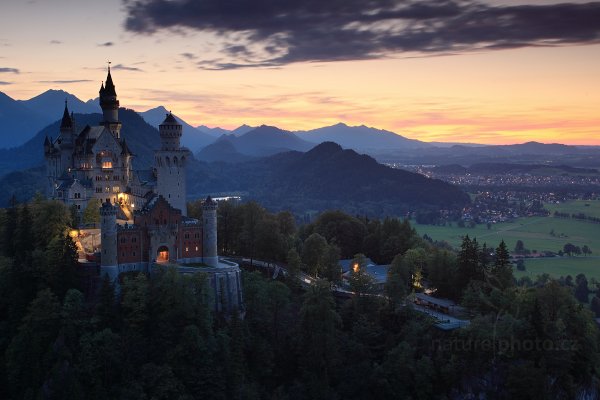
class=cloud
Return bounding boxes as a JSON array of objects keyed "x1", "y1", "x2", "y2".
[
  {"x1": 122, "y1": 0, "x2": 600, "y2": 68},
  {"x1": 50, "y1": 40, "x2": 62, "y2": 45},
  {"x1": 111, "y1": 63, "x2": 143, "y2": 72},
  {"x1": 98, "y1": 41, "x2": 115, "y2": 47},
  {"x1": 0, "y1": 67, "x2": 19, "y2": 74},
  {"x1": 0, "y1": 81, "x2": 12, "y2": 85},
  {"x1": 180, "y1": 52, "x2": 197, "y2": 60},
  {"x1": 38, "y1": 79, "x2": 93, "y2": 84}
]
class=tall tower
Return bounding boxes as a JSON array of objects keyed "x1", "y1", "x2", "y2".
[
  {"x1": 155, "y1": 112, "x2": 190, "y2": 215},
  {"x1": 100, "y1": 201, "x2": 118, "y2": 280},
  {"x1": 58, "y1": 101, "x2": 75, "y2": 173},
  {"x1": 202, "y1": 196, "x2": 218, "y2": 267},
  {"x1": 99, "y1": 66, "x2": 122, "y2": 138}
]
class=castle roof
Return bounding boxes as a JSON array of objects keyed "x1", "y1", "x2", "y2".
[
  {"x1": 121, "y1": 138, "x2": 133, "y2": 156},
  {"x1": 60, "y1": 101, "x2": 73, "y2": 129},
  {"x1": 103, "y1": 67, "x2": 117, "y2": 96},
  {"x1": 160, "y1": 112, "x2": 178, "y2": 125}
]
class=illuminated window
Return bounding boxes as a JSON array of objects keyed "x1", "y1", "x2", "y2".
[
  {"x1": 113, "y1": 186, "x2": 120, "y2": 193},
  {"x1": 102, "y1": 161, "x2": 113, "y2": 169},
  {"x1": 185, "y1": 247, "x2": 189, "y2": 252},
  {"x1": 195, "y1": 246, "x2": 198, "y2": 251}
]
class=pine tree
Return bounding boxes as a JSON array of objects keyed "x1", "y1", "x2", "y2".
[{"x1": 491, "y1": 240, "x2": 513, "y2": 289}]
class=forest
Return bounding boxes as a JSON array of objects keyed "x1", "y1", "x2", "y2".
[{"x1": 0, "y1": 197, "x2": 598, "y2": 399}]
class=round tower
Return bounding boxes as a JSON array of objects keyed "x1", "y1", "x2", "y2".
[
  {"x1": 99, "y1": 66, "x2": 122, "y2": 138},
  {"x1": 202, "y1": 196, "x2": 218, "y2": 267},
  {"x1": 100, "y1": 200, "x2": 119, "y2": 280},
  {"x1": 155, "y1": 112, "x2": 190, "y2": 215}
]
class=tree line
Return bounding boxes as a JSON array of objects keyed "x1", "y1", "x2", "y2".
[{"x1": 0, "y1": 198, "x2": 598, "y2": 399}]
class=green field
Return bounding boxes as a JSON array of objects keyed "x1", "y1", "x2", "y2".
[
  {"x1": 415, "y1": 216, "x2": 599, "y2": 254},
  {"x1": 546, "y1": 199, "x2": 600, "y2": 219},
  {"x1": 414, "y1": 200, "x2": 600, "y2": 279},
  {"x1": 513, "y1": 257, "x2": 600, "y2": 281}
]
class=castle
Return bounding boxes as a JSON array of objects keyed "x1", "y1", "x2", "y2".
[{"x1": 44, "y1": 67, "x2": 242, "y2": 312}]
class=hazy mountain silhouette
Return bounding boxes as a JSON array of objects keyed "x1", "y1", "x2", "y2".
[
  {"x1": 196, "y1": 136, "x2": 255, "y2": 163},
  {"x1": 0, "y1": 92, "x2": 54, "y2": 148},
  {"x1": 297, "y1": 122, "x2": 430, "y2": 151},
  {"x1": 230, "y1": 124, "x2": 255, "y2": 136},
  {"x1": 196, "y1": 125, "x2": 230, "y2": 138},
  {"x1": 140, "y1": 106, "x2": 215, "y2": 151},
  {"x1": 20, "y1": 89, "x2": 100, "y2": 120},
  {"x1": 227, "y1": 125, "x2": 313, "y2": 156}
]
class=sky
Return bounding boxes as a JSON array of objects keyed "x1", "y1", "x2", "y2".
[{"x1": 1, "y1": 0, "x2": 599, "y2": 145}]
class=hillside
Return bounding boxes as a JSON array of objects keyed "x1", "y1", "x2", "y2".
[{"x1": 187, "y1": 142, "x2": 470, "y2": 215}]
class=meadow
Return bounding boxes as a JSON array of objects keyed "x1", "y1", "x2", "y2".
[{"x1": 414, "y1": 200, "x2": 600, "y2": 279}]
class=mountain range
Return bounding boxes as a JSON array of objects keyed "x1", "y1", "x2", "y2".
[{"x1": 2, "y1": 89, "x2": 600, "y2": 169}]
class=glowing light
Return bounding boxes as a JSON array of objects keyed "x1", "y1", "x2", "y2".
[
  {"x1": 69, "y1": 230, "x2": 79, "y2": 238},
  {"x1": 353, "y1": 263, "x2": 359, "y2": 273}
]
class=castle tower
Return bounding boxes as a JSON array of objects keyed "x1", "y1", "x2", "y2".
[
  {"x1": 100, "y1": 201, "x2": 119, "y2": 280},
  {"x1": 58, "y1": 101, "x2": 75, "y2": 173},
  {"x1": 155, "y1": 112, "x2": 190, "y2": 215},
  {"x1": 99, "y1": 66, "x2": 122, "y2": 138},
  {"x1": 202, "y1": 196, "x2": 218, "y2": 267}
]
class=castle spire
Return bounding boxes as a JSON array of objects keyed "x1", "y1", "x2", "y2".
[
  {"x1": 104, "y1": 63, "x2": 116, "y2": 96},
  {"x1": 60, "y1": 99, "x2": 72, "y2": 129}
]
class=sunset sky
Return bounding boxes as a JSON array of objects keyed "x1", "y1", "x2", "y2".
[{"x1": 1, "y1": 0, "x2": 599, "y2": 144}]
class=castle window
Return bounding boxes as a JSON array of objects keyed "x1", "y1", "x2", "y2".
[
  {"x1": 133, "y1": 252, "x2": 136, "y2": 256},
  {"x1": 96, "y1": 187, "x2": 102, "y2": 193},
  {"x1": 105, "y1": 187, "x2": 110, "y2": 193},
  {"x1": 195, "y1": 246, "x2": 198, "y2": 251},
  {"x1": 185, "y1": 247, "x2": 189, "y2": 252},
  {"x1": 132, "y1": 237, "x2": 137, "y2": 243},
  {"x1": 102, "y1": 161, "x2": 113, "y2": 169},
  {"x1": 77, "y1": 205, "x2": 81, "y2": 210}
]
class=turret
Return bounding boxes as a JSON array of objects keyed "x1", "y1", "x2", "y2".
[
  {"x1": 155, "y1": 112, "x2": 190, "y2": 215},
  {"x1": 159, "y1": 112, "x2": 182, "y2": 150},
  {"x1": 99, "y1": 66, "x2": 122, "y2": 138},
  {"x1": 100, "y1": 201, "x2": 119, "y2": 280},
  {"x1": 202, "y1": 196, "x2": 218, "y2": 267}
]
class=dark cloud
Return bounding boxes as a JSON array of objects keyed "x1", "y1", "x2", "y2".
[
  {"x1": 38, "y1": 79, "x2": 93, "y2": 84},
  {"x1": 98, "y1": 41, "x2": 115, "y2": 47},
  {"x1": 50, "y1": 40, "x2": 62, "y2": 45},
  {"x1": 0, "y1": 81, "x2": 12, "y2": 85},
  {"x1": 180, "y1": 52, "x2": 197, "y2": 60},
  {"x1": 122, "y1": 0, "x2": 600, "y2": 69},
  {"x1": 111, "y1": 63, "x2": 144, "y2": 72},
  {"x1": 0, "y1": 67, "x2": 19, "y2": 74}
]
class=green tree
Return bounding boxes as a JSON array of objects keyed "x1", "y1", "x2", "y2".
[
  {"x1": 490, "y1": 240, "x2": 513, "y2": 289},
  {"x1": 81, "y1": 198, "x2": 101, "y2": 225},
  {"x1": 297, "y1": 280, "x2": 341, "y2": 400},
  {"x1": 5, "y1": 288, "x2": 61, "y2": 399},
  {"x1": 456, "y1": 235, "x2": 483, "y2": 293},
  {"x1": 302, "y1": 233, "x2": 328, "y2": 276},
  {"x1": 574, "y1": 273, "x2": 589, "y2": 303},
  {"x1": 45, "y1": 234, "x2": 80, "y2": 299}
]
